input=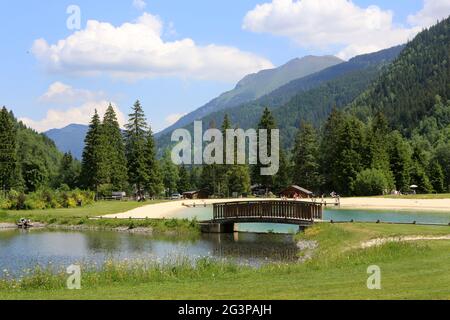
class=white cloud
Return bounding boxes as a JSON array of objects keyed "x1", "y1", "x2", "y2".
[
  {"x1": 32, "y1": 12, "x2": 274, "y2": 82},
  {"x1": 408, "y1": 0, "x2": 450, "y2": 28},
  {"x1": 21, "y1": 83, "x2": 126, "y2": 132},
  {"x1": 165, "y1": 113, "x2": 186, "y2": 126},
  {"x1": 242, "y1": 0, "x2": 447, "y2": 60},
  {"x1": 133, "y1": 0, "x2": 147, "y2": 11},
  {"x1": 39, "y1": 81, "x2": 105, "y2": 105}
]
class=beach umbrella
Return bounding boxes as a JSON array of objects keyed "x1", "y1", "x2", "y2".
[{"x1": 410, "y1": 185, "x2": 418, "y2": 189}]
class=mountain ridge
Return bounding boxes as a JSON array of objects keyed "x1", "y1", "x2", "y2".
[
  {"x1": 45, "y1": 124, "x2": 88, "y2": 160},
  {"x1": 155, "y1": 55, "x2": 342, "y2": 137}
]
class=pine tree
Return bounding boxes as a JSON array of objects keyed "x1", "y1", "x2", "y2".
[
  {"x1": 336, "y1": 116, "x2": 366, "y2": 195},
  {"x1": 200, "y1": 165, "x2": 216, "y2": 197},
  {"x1": 252, "y1": 107, "x2": 277, "y2": 189},
  {"x1": 410, "y1": 162, "x2": 433, "y2": 194},
  {"x1": 273, "y1": 148, "x2": 291, "y2": 194},
  {"x1": 189, "y1": 166, "x2": 200, "y2": 191},
  {"x1": 102, "y1": 104, "x2": 128, "y2": 190},
  {"x1": 388, "y1": 131, "x2": 412, "y2": 192},
  {"x1": 57, "y1": 152, "x2": 80, "y2": 189},
  {"x1": 125, "y1": 101, "x2": 149, "y2": 198},
  {"x1": 177, "y1": 165, "x2": 191, "y2": 194},
  {"x1": 81, "y1": 110, "x2": 108, "y2": 192},
  {"x1": 219, "y1": 115, "x2": 232, "y2": 196},
  {"x1": 428, "y1": 160, "x2": 445, "y2": 193},
  {"x1": 200, "y1": 120, "x2": 220, "y2": 196},
  {"x1": 320, "y1": 108, "x2": 343, "y2": 192},
  {"x1": 292, "y1": 122, "x2": 322, "y2": 191},
  {"x1": 0, "y1": 107, "x2": 19, "y2": 191},
  {"x1": 144, "y1": 128, "x2": 163, "y2": 197},
  {"x1": 321, "y1": 113, "x2": 365, "y2": 195},
  {"x1": 161, "y1": 149, "x2": 179, "y2": 196},
  {"x1": 227, "y1": 165, "x2": 251, "y2": 196}
]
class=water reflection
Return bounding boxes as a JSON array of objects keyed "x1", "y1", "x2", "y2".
[
  {"x1": 204, "y1": 233, "x2": 299, "y2": 262},
  {"x1": 0, "y1": 229, "x2": 297, "y2": 278}
]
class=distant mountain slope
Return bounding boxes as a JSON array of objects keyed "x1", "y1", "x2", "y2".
[
  {"x1": 349, "y1": 16, "x2": 450, "y2": 134},
  {"x1": 156, "y1": 45, "x2": 404, "y2": 151},
  {"x1": 45, "y1": 124, "x2": 88, "y2": 160},
  {"x1": 156, "y1": 55, "x2": 342, "y2": 137}
]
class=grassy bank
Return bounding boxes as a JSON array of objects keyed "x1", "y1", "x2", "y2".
[
  {"x1": 0, "y1": 200, "x2": 199, "y2": 234},
  {"x1": 2, "y1": 223, "x2": 450, "y2": 299}
]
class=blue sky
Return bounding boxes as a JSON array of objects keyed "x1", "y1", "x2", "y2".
[{"x1": 1, "y1": 0, "x2": 447, "y2": 133}]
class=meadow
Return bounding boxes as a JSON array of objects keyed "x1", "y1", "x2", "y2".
[{"x1": 1, "y1": 223, "x2": 450, "y2": 300}]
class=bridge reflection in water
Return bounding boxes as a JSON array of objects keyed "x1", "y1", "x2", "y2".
[
  {"x1": 203, "y1": 232, "x2": 300, "y2": 263},
  {"x1": 201, "y1": 200, "x2": 323, "y2": 233}
]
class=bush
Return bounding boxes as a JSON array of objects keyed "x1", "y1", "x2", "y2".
[
  {"x1": 353, "y1": 169, "x2": 390, "y2": 196},
  {"x1": 0, "y1": 188, "x2": 96, "y2": 210}
]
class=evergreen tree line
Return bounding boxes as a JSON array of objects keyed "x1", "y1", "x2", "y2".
[
  {"x1": 290, "y1": 98, "x2": 450, "y2": 196},
  {"x1": 77, "y1": 96, "x2": 450, "y2": 198},
  {"x1": 0, "y1": 106, "x2": 63, "y2": 193}
]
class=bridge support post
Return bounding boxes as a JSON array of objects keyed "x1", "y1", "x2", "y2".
[{"x1": 200, "y1": 222, "x2": 236, "y2": 233}]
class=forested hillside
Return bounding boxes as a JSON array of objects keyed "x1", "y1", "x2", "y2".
[
  {"x1": 350, "y1": 16, "x2": 450, "y2": 133},
  {"x1": 156, "y1": 45, "x2": 404, "y2": 151},
  {"x1": 0, "y1": 107, "x2": 64, "y2": 192},
  {"x1": 157, "y1": 55, "x2": 342, "y2": 137}
]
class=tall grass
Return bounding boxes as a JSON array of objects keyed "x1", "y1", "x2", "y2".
[{"x1": 0, "y1": 258, "x2": 248, "y2": 291}]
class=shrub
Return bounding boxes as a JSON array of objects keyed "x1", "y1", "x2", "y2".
[
  {"x1": 353, "y1": 169, "x2": 390, "y2": 196},
  {"x1": 1, "y1": 189, "x2": 96, "y2": 210}
]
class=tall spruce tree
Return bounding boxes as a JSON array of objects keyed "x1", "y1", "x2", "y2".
[
  {"x1": 0, "y1": 107, "x2": 19, "y2": 191},
  {"x1": 252, "y1": 107, "x2": 277, "y2": 189},
  {"x1": 321, "y1": 112, "x2": 365, "y2": 195},
  {"x1": 102, "y1": 104, "x2": 128, "y2": 190},
  {"x1": 161, "y1": 149, "x2": 179, "y2": 196},
  {"x1": 200, "y1": 120, "x2": 220, "y2": 196},
  {"x1": 429, "y1": 160, "x2": 445, "y2": 193},
  {"x1": 219, "y1": 115, "x2": 232, "y2": 196},
  {"x1": 221, "y1": 114, "x2": 251, "y2": 196},
  {"x1": 388, "y1": 131, "x2": 412, "y2": 192},
  {"x1": 272, "y1": 148, "x2": 291, "y2": 194},
  {"x1": 56, "y1": 152, "x2": 80, "y2": 189},
  {"x1": 177, "y1": 165, "x2": 191, "y2": 194},
  {"x1": 144, "y1": 128, "x2": 163, "y2": 197},
  {"x1": 320, "y1": 108, "x2": 344, "y2": 193},
  {"x1": 81, "y1": 110, "x2": 108, "y2": 192},
  {"x1": 189, "y1": 166, "x2": 200, "y2": 191},
  {"x1": 292, "y1": 122, "x2": 322, "y2": 191},
  {"x1": 125, "y1": 101, "x2": 149, "y2": 198}
]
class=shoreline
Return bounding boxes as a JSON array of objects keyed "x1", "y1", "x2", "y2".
[
  {"x1": 338, "y1": 197, "x2": 450, "y2": 213},
  {"x1": 101, "y1": 197, "x2": 450, "y2": 220}
]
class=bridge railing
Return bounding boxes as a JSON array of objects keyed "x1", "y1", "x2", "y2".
[{"x1": 213, "y1": 200, "x2": 323, "y2": 222}]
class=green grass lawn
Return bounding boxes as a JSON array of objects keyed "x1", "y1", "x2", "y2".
[
  {"x1": 2, "y1": 223, "x2": 450, "y2": 300},
  {"x1": 0, "y1": 200, "x2": 199, "y2": 234},
  {"x1": 0, "y1": 200, "x2": 155, "y2": 219}
]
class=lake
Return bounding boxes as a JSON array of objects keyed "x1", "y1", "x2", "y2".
[
  {"x1": 173, "y1": 206, "x2": 450, "y2": 233},
  {"x1": 1, "y1": 207, "x2": 449, "y2": 278},
  {"x1": 0, "y1": 229, "x2": 298, "y2": 278}
]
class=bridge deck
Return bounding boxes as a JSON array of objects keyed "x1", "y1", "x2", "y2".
[{"x1": 210, "y1": 200, "x2": 323, "y2": 226}]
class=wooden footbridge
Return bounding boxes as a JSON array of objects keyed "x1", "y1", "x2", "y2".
[{"x1": 200, "y1": 200, "x2": 323, "y2": 233}]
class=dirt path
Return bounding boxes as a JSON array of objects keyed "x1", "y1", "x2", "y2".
[{"x1": 361, "y1": 235, "x2": 450, "y2": 248}]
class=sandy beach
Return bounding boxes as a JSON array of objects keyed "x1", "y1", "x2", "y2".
[
  {"x1": 101, "y1": 197, "x2": 450, "y2": 219},
  {"x1": 339, "y1": 197, "x2": 450, "y2": 212}
]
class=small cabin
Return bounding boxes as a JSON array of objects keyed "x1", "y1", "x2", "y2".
[
  {"x1": 183, "y1": 191, "x2": 199, "y2": 199},
  {"x1": 280, "y1": 185, "x2": 313, "y2": 199},
  {"x1": 183, "y1": 190, "x2": 210, "y2": 199}
]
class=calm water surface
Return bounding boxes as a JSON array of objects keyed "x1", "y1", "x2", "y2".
[
  {"x1": 175, "y1": 206, "x2": 450, "y2": 233},
  {"x1": 0, "y1": 229, "x2": 297, "y2": 278},
  {"x1": 1, "y1": 207, "x2": 449, "y2": 278}
]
